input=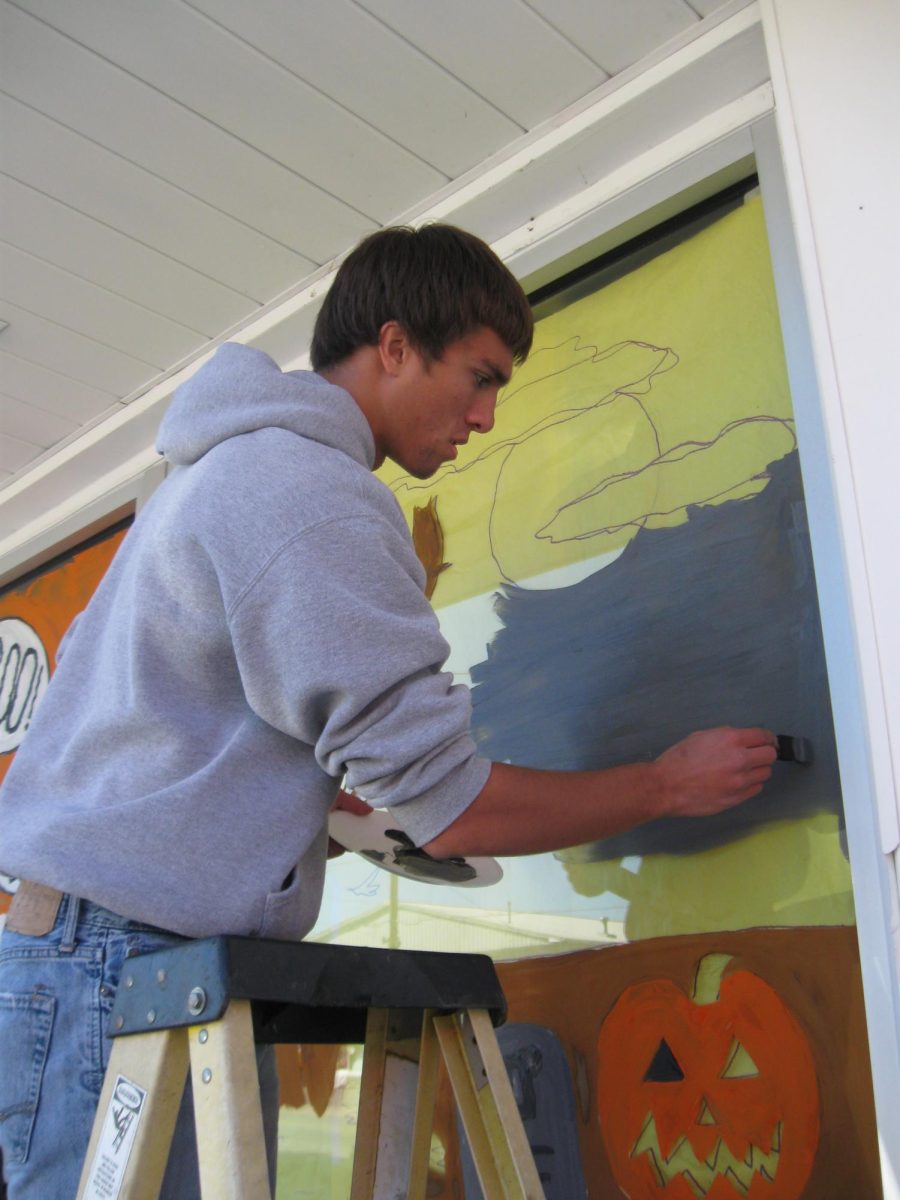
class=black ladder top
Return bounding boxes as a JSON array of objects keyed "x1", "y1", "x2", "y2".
[{"x1": 109, "y1": 936, "x2": 507, "y2": 1044}]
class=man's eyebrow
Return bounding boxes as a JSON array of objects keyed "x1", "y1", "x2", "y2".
[{"x1": 479, "y1": 358, "x2": 512, "y2": 387}]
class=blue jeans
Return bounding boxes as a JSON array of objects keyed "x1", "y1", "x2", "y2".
[{"x1": 0, "y1": 895, "x2": 279, "y2": 1200}]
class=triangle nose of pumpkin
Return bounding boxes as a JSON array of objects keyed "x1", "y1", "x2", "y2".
[
  {"x1": 689, "y1": 1097, "x2": 721, "y2": 1162},
  {"x1": 697, "y1": 1099, "x2": 716, "y2": 1126}
]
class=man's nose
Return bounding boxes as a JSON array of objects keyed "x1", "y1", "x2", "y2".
[{"x1": 468, "y1": 392, "x2": 497, "y2": 434}]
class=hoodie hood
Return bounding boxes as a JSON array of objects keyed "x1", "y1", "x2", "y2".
[{"x1": 157, "y1": 342, "x2": 376, "y2": 470}]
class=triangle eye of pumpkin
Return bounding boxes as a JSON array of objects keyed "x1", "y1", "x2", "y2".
[
  {"x1": 643, "y1": 1038, "x2": 685, "y2": 1082},
  {"x1": 721, "y1": 1038, "x2": 760, "y2": 1078}
]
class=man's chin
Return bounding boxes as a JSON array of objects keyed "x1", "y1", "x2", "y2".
[
  {"x1": 388, "y1": 454, "x2": 442, "y2": 480},
  {"x1": 407, "y1": 464, "x2": 440, "y2": 480}
]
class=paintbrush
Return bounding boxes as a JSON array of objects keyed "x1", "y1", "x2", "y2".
[{"x1": 775, "y1": 734, "x2": 812, "y2": 764}]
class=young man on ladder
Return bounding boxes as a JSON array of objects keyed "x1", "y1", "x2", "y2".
[{"x1": 0, "y1": 224, "x2": 776, "y2": 1199}]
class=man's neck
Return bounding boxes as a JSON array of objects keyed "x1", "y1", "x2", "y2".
[{"x1": 319, "y1": 350, "x2": 386, "y2": 469}]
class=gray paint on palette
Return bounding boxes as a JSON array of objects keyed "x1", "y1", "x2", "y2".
[{"x1": 469, "y1": 451, "x2": 842, "y2": 858}]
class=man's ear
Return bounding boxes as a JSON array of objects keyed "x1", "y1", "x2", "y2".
[{"x1": 377, "y1": 321, "x2": 414, "y2": 377}]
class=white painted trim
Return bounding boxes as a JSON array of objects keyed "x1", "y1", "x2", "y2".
[
  {"x1": 754, "y1": 110, "x2": 900, "y2": 1185},
  {"x1": 756, "y1": 0, "x2": 900, "y2": 1180},
  {"x1": 495, "y1": 84, "x2": 771, "y2": 277},
  {"x1": 0, "y1": 418, "x2": 175, "y2": 576},
  {"x1": 755, "y1": 32, "x2": 898, "y2": 858},
  {"x1": 0, "y1": 457, "x2": 166, "y2": 589},
  {"x1": 406, "y1": 2, "x2": 762, "y2": 226}
]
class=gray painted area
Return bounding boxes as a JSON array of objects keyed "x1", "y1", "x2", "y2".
[{"x1": 470, "y1": 451, "x2": 842, "y2": 858}]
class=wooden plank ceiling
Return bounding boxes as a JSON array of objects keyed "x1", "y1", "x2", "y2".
[{"x1": 0, "y1": 0, "x2": 734, "y2": 491}]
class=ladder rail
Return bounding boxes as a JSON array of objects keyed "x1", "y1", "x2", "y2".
[
  {"x1": 189, "y1": 999, "x2": 271, "y2": 1200},
  {"x1": 76, "y1": 1027, "x2": 189, "y2": 1200},
  {"x1": 434, "y1": 1010, "x2": 547, "y2": 1200}
]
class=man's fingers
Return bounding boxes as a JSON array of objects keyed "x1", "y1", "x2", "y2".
[
  {"x1": 328, "y1": 791, "x2": 372, "y2": 857},
  {"x1": 731, "y1": 725, "x2": 778, "y2": 749},
  {"x1": 657, "y1": 725, "x2": 779, "y2": 819},
  {"x1": 745, "y1": 744, "x2": 778, "y2": 769},
  {"x1": 745, "y1": 766, "x2": 774, "y2": 786},
  {"x1": 332, "y1": 789, "x2": 373, "y2": 815}
]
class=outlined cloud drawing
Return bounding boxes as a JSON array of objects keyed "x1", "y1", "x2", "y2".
[{"x1": 484, "y1": 339, "x2": 796, "y2": 584}]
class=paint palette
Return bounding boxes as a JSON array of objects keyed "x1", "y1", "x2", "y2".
[{"x1": 328, "y1": 808, "x2": 503, "y2": 888}]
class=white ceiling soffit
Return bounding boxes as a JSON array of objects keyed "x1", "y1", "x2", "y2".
[{"x1": 0, "y1": 0, "x2": 762, "y2": 556}]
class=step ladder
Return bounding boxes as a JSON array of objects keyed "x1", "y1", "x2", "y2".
[{"x1": 75, "y1": 935, "x2": 547, "y2": 1200}]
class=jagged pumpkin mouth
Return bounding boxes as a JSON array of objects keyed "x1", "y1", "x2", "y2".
[{"x1": 632, "y1": 1114, "x2": 781, "y2": 1196}]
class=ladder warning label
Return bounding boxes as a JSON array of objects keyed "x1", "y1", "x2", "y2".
[{"x1": 82, "y1": 1074, "x2": 147, "y2": 1199}]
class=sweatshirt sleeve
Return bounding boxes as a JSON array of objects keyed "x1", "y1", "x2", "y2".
[{"x1": 226, "y1": 513, "x2": 490, "y2": 846}]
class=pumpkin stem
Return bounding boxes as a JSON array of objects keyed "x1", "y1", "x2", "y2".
[{"x1": 692, "y1": 953, "x2": 734, "y2": 1005}]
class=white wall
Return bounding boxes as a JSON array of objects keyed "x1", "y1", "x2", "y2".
[
  {"x1": 760, "y1": 1, "x2": 900, "y2": 1186},
  {"x1": 764, "y1": 0, "x2": 900, "y2": 872}
]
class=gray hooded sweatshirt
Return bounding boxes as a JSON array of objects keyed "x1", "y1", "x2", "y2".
[{"x1": 0, "y1": 344, "x2": 490, "y2": 939}]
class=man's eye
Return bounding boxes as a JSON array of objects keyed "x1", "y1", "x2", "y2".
[{"x1": 474, "y1": 373, "x2": 490, "y2": 388}]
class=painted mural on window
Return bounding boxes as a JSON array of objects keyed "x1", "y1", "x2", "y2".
[
  {"x1": 0, "y1": 521, "x2": 129, "y2": 911},
  {"x1": 286, "y1": 196, "x2": 879, "y2": 1198}
]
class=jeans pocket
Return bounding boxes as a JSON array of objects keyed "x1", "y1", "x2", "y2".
[{"x1": 0, "y1": 989, "x2": 55, "y2": 1165}]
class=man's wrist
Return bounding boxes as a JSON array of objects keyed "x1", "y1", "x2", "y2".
[{"x1": 645, "y1": 758, "x2": 675, "y2": 820}]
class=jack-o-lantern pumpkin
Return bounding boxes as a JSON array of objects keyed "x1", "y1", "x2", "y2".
[{"x1": 597, "y1": 953, "x2": 820, "y2": 1199}]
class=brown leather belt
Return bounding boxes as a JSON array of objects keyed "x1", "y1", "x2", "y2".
[{"x1": 5, "y1": 879, "x2": 64, "y2": 936}]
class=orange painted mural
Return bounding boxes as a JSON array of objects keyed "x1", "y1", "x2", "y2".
[
  {"x1": 0, "y1": 519, "x2": 130, "y2": 909},
  {"x1": 596, "y1": 953, "x2": 820, "y2": 1199}
]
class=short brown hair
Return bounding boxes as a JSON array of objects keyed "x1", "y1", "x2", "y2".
[{"x1": 310, "y1": 223, "x2": 533, "y2": 371}]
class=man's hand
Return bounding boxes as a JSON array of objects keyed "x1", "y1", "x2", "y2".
[
  {"x1": 327, "y1": 790, "x2": 373, "y2": 859},
  {"x1": 655, "y1": 726, "x2": 778, "y2": 818},
  {"x1": 425, "y1": 725, "x2": 779, "y2": 860}
]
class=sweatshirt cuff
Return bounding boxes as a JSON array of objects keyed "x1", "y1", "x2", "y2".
[{"x1": 383, "y1": 754, "x2": 492, "y2": 847}]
